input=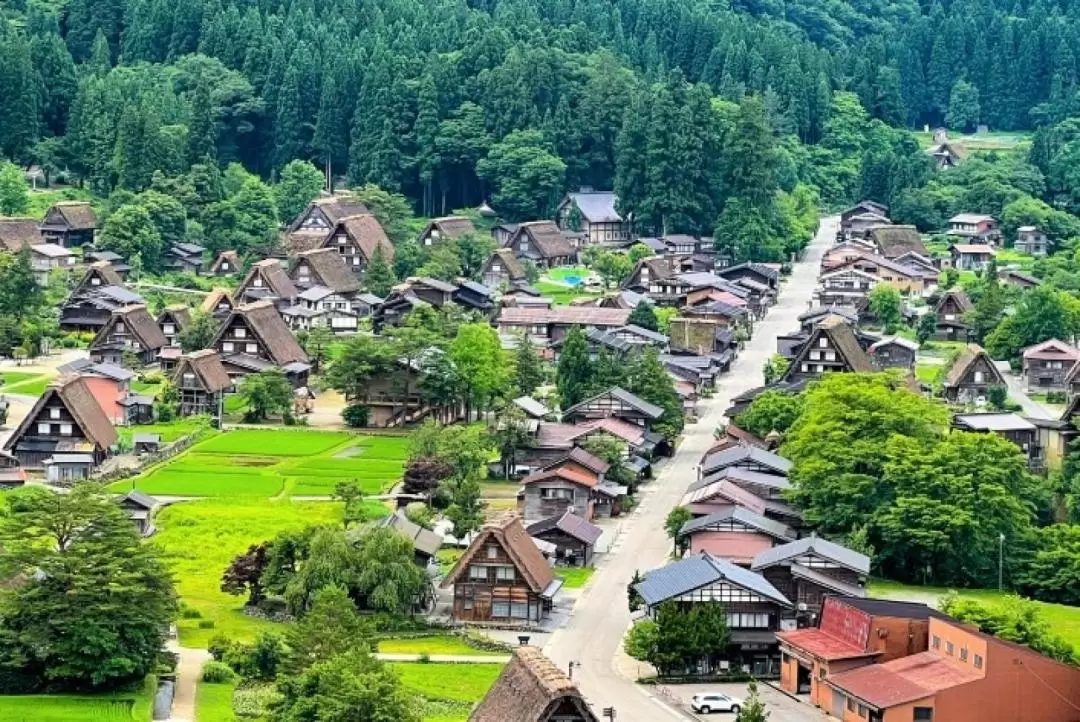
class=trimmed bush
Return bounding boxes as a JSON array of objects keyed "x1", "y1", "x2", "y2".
[{"x1": 201, "y1": 661, "x2": 237, "y2": 683}]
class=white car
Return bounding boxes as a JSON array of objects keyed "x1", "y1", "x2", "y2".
[{"x1": 690, "y1": 692, "x2": 742, "y2": 715}]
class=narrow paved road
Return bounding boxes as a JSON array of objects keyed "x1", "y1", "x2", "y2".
[
  {"x1": 994, "y1": 360, "x2": 1054, "y2": 419},
  {"x1": 544, "y1": 217, "x2": 836, "y2": 721}
]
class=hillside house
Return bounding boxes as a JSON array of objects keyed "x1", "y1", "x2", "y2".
[
  {"x1": 495, "y1": 306, "x2": 630, "y2": 345},
  {"x1": 283, "y1": 194, "x2": 370, "y2": 249},
  {"x1": 469, "y1": 646, "x2": 599, "y2": 722},
  {"x1": 868, "y1": 336, "x2": 918, "y2": 371},
  {"x1": 316, "y1": 214, "x2": 396, "y2": 278},
  {"x1": 89, "y1": 305, "x2": 168, "y2": 366},
  {"x1": 826, "y1": 254, "x2": 925, "y2": 295},
  {"x1": 417, "y1": 216, "x2": 476, "y2": 247},
  {"x1": 381, "y1": 510, "x2": 443, "y2": 567},
  {"x1": 208, "y1": 250, "x2": 241, "y2": 276},
  {"x1": 1022, "y1": 338, "x2": 1080, "y2": 391},
  {"x1": 776, "y1": 597, "x2": 945, "y2": 704},
  {"x1": 950, "y1": 244, "x2": 996, "y2": 271},
  {"x1": 503, "y1": 221, "x2": 576, "y2": 268},
  {"x1": 953, "y1": 413, "x2": 1042, "y2": 469},
  {"x1": 289, "y1": 247, "x2": 360, "y2": 297},
  {"x1": 282, "y1": 287, "x2": 358, "y2": 333},
  {"x1": 556, "y1": 189, "x2": 629, "y2": 245},
  {"x1": 481, "y1": 248, "x2": 526, "y2": 288},
  {"x1": 373, "y1": 277, "x2": 458, "y2": 330},
  {"x1": 71, "y1": 261, "x2": 124, "y2": 297},
  {"x1": 117, "y1": 490, "x2": 159, "y2": 537},
  {"x1": 718, "y1": 262, "x2": 780, "y2": 293},
  {"x1": 929, "y1": 140, "x2": 967, "y2": 169},
  {"x1": 30, "y1": 243, "x2": 75, "y2": 282},
  {"x1": 172, "y1": 350, "x2": 231, "y2": 417},
  {"x1": 948, "y1": 214, "x2": 1001, "y2": 244},
  {"x1": 867, "y1": 225, "x2": 927, "y2": 259},
  {"x1": 0, "y1": 217, "x2": 42, "y2": 251},
  {"x1": 933, "y1": 289, "x2": 973, "y2": 342},
  {"x1": 634, "y1": 552, "x2": 793, "y2": 677},
  {"x1": 998, "y1": 269, "x2": 1041, "y2": 289},
  {"x1": 840, "y1": 201, "x2": 889, "y2": 236},
  {"x1": 201, "y1": 288, "x2": 236, "y2": 321},
  {"x1": 942, "y1": 344, "x2": 1005, "y2": 404},
  {"x1": 236, "y1": 259, "x2": 297, "y2": 307},
  {"x1": 211, "y1": 300, "x2": 311, "y2": 387},
  {"x1": 39, "y1": 201, "x2": 96, "y2": 246},
  {"x1": 782, "y1": 316, "x2": 873, "y2": 383},
  {"x1": 519, "y1": 466, "x2": 603, "y2": 522},
  {"x1": 165, "y1": 242, "x2": 205, "y2": 274},
  {"x1": 820, "y1": 240, "x2": 878, "y2": 271},
  {"x1": 817, "y1": 267, "x2": 880, "y2": 307},
  {"x1": 1014, "y1": 226, "x2": 1048, "y2": 255},
  {"x1": 561, "y1": 387, "x2": 662, "y2": 427},
  {"x1": 679, "y1": 507, "x2": 794, "y2": 563},
  {"x1": 157, "y1": 305, "x2": 191, "y2": 348},
  {"x1": 525, "y1": 510, "x2": 602, "y2": 566},
  {"x1": 3, "y1": 374, "x2": 117, "y2": 472},
  {"x1": 752, "y1": 536, "x2": 870, "y2": 627},
  {"x1": 441, "y1": 513, "x2": 560, "y2": 624}
]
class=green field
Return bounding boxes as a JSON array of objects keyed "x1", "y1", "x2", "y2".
[
  {"x1": 378, "y1": 635, "x2": 493, "y2": 656},
  {"x1": 108, "y1": 431, "x2": 408, "y2": 498},
  {"x1": 555, "y1": 567, "x2": 595, "y2": 589},
  {"x1": 195, "y1": 681, "x2": 238, "y2": 722},
  {"x1": 392, "y1": 663, "x2": 503, "y2": 704},
  {"x1": 869, "y1": 580, "x2": 1080, "y2": 648},
  {"x1": 118, "y1": 418, "x2": 211, "y2": 446},
  {"x1": 1, "y1": 373, "x2": 54, "y2": 397},
  {"x1": 0, "y1": 680, "x2": 153, "y2": 721},
  {"x1": 533, "y1": 280, "x2": 601, "y2": 305}
]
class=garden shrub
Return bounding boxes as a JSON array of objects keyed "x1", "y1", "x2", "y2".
[
  {"x1": 201, "y1": 661, "x2": 237, "y2": 684},
  {"x1": 233, "y1": 684, "x2": 282, "y2": 718}
]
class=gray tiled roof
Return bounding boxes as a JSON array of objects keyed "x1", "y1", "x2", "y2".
[
  {"x1": 701, "y1": 445, "x2": 792, "y2": 475},
  {"x1": 789, "y1": 563, "x2": 866, "y2": 597},
  {"x1": 689, "y1": 466, "x2": 790, "y2": 493},
  {"x1": 564, "y1": 386, "x2": 663, "y2": 420},
  {"x1": 566, "y1": 191, "x2": 622, "y2": 223},
  {"x1": 750, "y1": 536, "x2": 871, "y2": 575},
  {"x1": 679, "y1": 506, "x2": 792, "y2": 540},
  {"x1": 513, "y1": 396, "x2": 551, "y2": 419},
  {"x1": 635, "y1": 553, "x2": 791, "y2": 607},
  {"x1": 617, "y1": 325, "x2": 669, "y2": 344}
]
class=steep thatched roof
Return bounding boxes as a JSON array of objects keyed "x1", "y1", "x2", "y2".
[{"x1": 469, "y1": 647, "x2": 598, "y2": 722}]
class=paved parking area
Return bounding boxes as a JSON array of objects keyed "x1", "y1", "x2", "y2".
[{"x1": 664, "y1": 682, "x2": 828, "y2": 722}]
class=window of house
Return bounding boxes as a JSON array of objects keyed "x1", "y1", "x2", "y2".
[
  {"x1": 847, "y1": 698, "x2": 856, "y2": 713},
  {"x1": 352, "y1": 256, "x2": 361, "y2": 265},
  {"x1": 59, "y1": 423, "x2": 72, "y2": 436},
  {"x1": 49, "y1": 407, "x2": 60, "y2": 420},
  {"x1": 222, "y1": 342, "x2": 234, "y2": 352},
  {"x1": 495, "y1": 566, "x2": 515, "y2": 581},
  {"x1": 931, "y1": 635, "x2": 940, "y2": 650},
  {"x1": 246, "y1": 344, "x2": 258, "y2": 354},
  {"x1": 858, "y1": 704, "x2": 868, "y2": 718},
  {"x1": 801, "y1": 363, "x2": 809, "y2": 372},
  {"x1": 463, "y1": 599, "x2": 474, "y2": 610},
  {"x1": 819, "y1": 337, "x2": 828, "y2": 348},
  {"x1": 37, "y1": 422, "x2": 50, "y2": 435},
  {"x1": 468, "y1": 565, "x2": 487, "y2": 580},
  {"x1": 960, "y1": 648, "x2": 968, "y2": 662},
  {"x1": 825, "y1": 351, "x2": 836, "y2": 361},
  {"x1": 945, "y1": 641, "x2": 954, "y2": 656},
  {"x1": 492, "y1": 602, "x2": 511, "y2": 617},
  {"x1": 164, "y1": 324, "x2": 174, "y2": 335},
  {"x1": 973, "y1": 371, "x2": 985, "y2": 383},
  {"x1": 486, "y1": 545, "x2": 498, "y2": 559},
  {"x1": 234, "y1": 328, "x2": 246, "y2": 338},
  {"x1": 252, "y1": 277, "x2": 263, "y2": 287},
  {"x1": 91, "y1": 277, "x2": 100, "y2": 285},
  {"x1": 913, "y1": 708, "x2": 933, "y2": 721},
  {"x1": 974, "y1": 654, "x2": 983, "y2": 669}
]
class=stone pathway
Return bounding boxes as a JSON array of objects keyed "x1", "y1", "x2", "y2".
[{"x1": 166, "y1": 642, "x2": 211, "y2": 722}]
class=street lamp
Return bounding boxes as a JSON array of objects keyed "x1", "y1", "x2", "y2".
[
  {"x1": 568, "y1": 661, "x2": 581, "y2": 681},
  {"x1": 998, "y1": 532, "x2": 1006, "y2": 592}
]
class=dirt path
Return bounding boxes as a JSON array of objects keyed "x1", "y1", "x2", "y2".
[{"x1": 167, "y1": 642, "x2": 211, "y2": 722}]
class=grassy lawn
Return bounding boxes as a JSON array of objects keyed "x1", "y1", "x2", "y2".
[
  {"x1": 555, "y1": 567, "x2": 595, "y2": 589},
  {"x1": 154, "y1": 497, "x2": 387, "y2": 647},
  {"x1": 0, "y1": 679, "x2": 153, "y2": 721},
  {"x1": 914, "y1": 364, "x2": 939, "y2": 383},
  {"x1": 195, "y1": 680, "x2": 238, "y2": 722},
  {"x1": 130, "y1": 380, "x2": 162, "y2": 395},
  {"x1": 918, "y1": 340, "x2": 967, "y2": 358},
  {"x1": 392, "y1": 663, "x2": 503, "y2": 704},
  {"x1": 118, "y1": 417, "x2": 211, "y2": 446},
  {"x1": 437, "y1": 548, "x2": 463, "y2": 574},
  {"x1": 109, "y1": 431, "x2": 408, "y2": 498},
  {"x1": 532, "y1": 280, "x2": 601, "y2": 305},
  {"x1": 377, "y1": 635, "x2": 494, "y2": 656},
  {"x1": 868, "y1": 579, "x2": 1080, "y2": 648},
  {"x1": 478, "y1": 480, "x2": 521, "y2": 499},
  {"x1": 1, "y1": 373, "x2": 54, "y2": 397}
]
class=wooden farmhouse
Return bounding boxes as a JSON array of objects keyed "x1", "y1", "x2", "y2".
[
  {"x1": 840, "y1": 200, "x2": 889, "y2": 236},
  {"x1": 782, "y1": 316, "x2": 873, "y2": 383},
  {"x1": 555, "y1": 189, "x2": 629, "y2": 246},
  {"x1": 1022, "y1": 339, "x2": 1080, "y2": 392},
  {"x1": 751, "y1": 535, "x2": 870, "y2": 625},
  {"x1": 481, "y1": 248, "x2": 526, "y2": 288},
  {"x1": 71, "y1": 261, "x2": 124, "y2": 297},
  {"x1": 284, "y1": 248, "x2": 362, "y2": 333},
  {"x1": 867, "y1": 225, "x2": 927, "y2": 259},
  {"x1": 519, "y1": 466, "x2": 601, "y2": 522},
  {"x1": 868, "y1": 336, "x2": 918, "y2": 371},
  {"x1": 1015, "y1": 226, "x2": 1049, "y2": 256},
  {"x1": 820, "y1": 240, "x2": 877, "y2": 271},
  {"x1": 942, "y1": 344, "x2": 1005, "y2": 404},
  {"x1": 525, "y1": 510, "x2": 603, "y2": 567},
  {"x1": 561, "y1": 386, "x2": 663, "y2": 426},
  {"x1": 165, "y1": 242, "x2": 205, "y2": 274},
  {"x1": 157, "y1": 305, "x2": 191, "y2": 348},
  {"x1": 0, "y1": 217, "x2": 42, "y2": 251},
  {"x1": 504, "y1": 221, "x2": 576, "y2": 268},
  {"x1": 380, "y1": 510, "x2": 443, "y2": 567},
  {"x1": 172, "y1": 350, "x2": 232, "y2": 417},
  {"x1": 320, "y1": 214, "x2": 395, "y2": 277},
  {"x1": 208, "y1": 250, "x2": 241, "y2": 276},
  {"x1": 289, "y1": 247, "x2": 360, "y2": 295},
  {"x1": 469, "y1": 646, "x2": 599, "y2": 722},
  {"x1": 950, "y1": 244, "x2": 997, "y2": 271},
  {"x1": 118, "y1": 490, "x2": 159, "y2": 537},
  {"x1": 441, "y1": 513, "x2": 560, "y2": 625},
  {"x1": 816, "y1": 266, "x2": 879, "y2": 307},
  {"x1": 201, "y1": 288, "x2": 236, "y2": 320},
  {"x1": 39, "y1": 201, "x2": 97, "y2": 246},
  {"x1": 948, "y1": 213, "x2": 1001, "y2": 244},
  {"x1": 679, "y1": 506, "x2": 794, "y2": 564},
  {"x1": 3, "y1": 374, "x2": 117, "y2": 474},
  {"x1": 283, "y1": 194, "x2": 370, "y2": 247},
  {"x1": 417, "y1": 216, "x2": 476, "y2": 247},
  {"x1": 496, "y1": 306, "x2": 630, "y2": 345},
  {"x1": 934, "y1": 289, "x2": 973, "y2": 341},
  {"x1": 211, "y1": 300, "x2": 311, "y2": 386},
  {"x1": 236, "y1": 259, "x2": 298, "y2": 307},
  {"x1": 953, "y1": 412, "x2": 1042, "y2": 470},
  {"x1": 88, "y1": 305, "x2": 168, "y2": 367},
  {"x1": 827, "y1": 254, "x2": 925, "y2": 295},
  {"x1": 634, "y1": 552, "x2": 793, "y2": 677},
  {"x1": 373, "y1": 277, "x2": 458, "y2": 330}
]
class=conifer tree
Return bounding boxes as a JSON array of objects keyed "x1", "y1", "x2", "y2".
[{"x1": 556, "y1": 325, "x2": 592, "y2": 410}]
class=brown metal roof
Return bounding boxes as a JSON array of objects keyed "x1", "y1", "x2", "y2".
[
  {"x1": 174, "y1": 349, "x2": 231, "y2": 393},
  {"x1": 469, "y1": 646, "x2": 597, "y2": 722},
  {"x1": 827, "y1": 651, "x2": 980, "y2": 710},
  {"x1": 292, "y1": 248, "x2": 360, "y2": 294},
  {"x1": 1022, "y1": 338, "x2": 1080, "y2": 361},
  {"x1": 521, "y1": 466, "x2": 599, "y2": 489},
  {"x1": 0, "y1": 218, "x2": 42, "y2": 250},
  {"x1": 441, "y1": 513, "x2": 554, "y2": 594}
]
